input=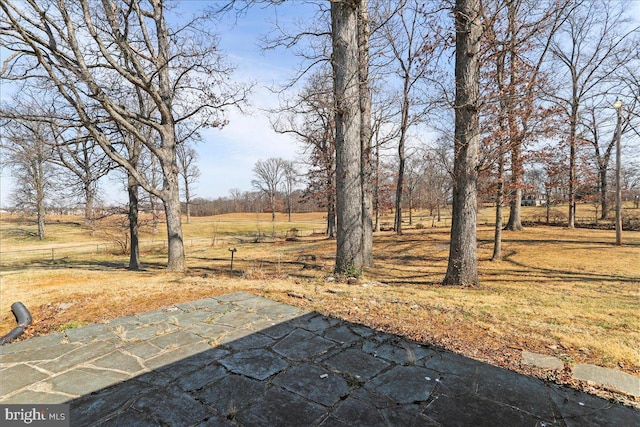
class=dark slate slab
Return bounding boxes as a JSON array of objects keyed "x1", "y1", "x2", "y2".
[
  {"x1": 195, "y1": 414, "x2": 235, "y2": 426},
  {"x1": 219, "y1": 348, "x2": 288, "y2": 380},
  {"x1": 96, "y1": 409, "x2": 159, "y2": 427},
  {"x1": 272, "y1": 328, "x2": 335, "y2": 361},
  {"x1": 474, "y1": 362, "x2": 559, "y2": 420},
  {"x1": 332, "y1": 396, "x2": 388, "y2": 427},
  {"x1": 272, "y1": 363, "x2": 350, "y2": 406},
  {"x1": 70, "y1": 379, "x2": 151, "y2": 426},
  {"x1": 132, "y1": 385, "x2": 214, "y2": 426},
  {"x1": 224, "y1": 332, "x2": 275, "y2": 351},
  {"x1": 423, "y1": 392, "x2": 548, "y2": 427},
  {"x1": 324, "y1": 348, "x2": 390, "y2": 380},
  {"x1": 289, "y1": 313, "x2": 337, "y2": 332},
  {"x1": 257, "y1": 321, "x2": 296, "y2": 340},
  {"x1": 324, "y1": 325, "x2": 361, "y2": 345},
  {"x1": 381, "y1": 404, "x2": 440, "y2": 427},
  {"x1": 175, "y1": 364, "x2": 228, "y2": 392},
  {"x1": 364, "y1": 340, "x2": 434, "y2": 365},
  {"x1": 153, "y1": 349, "x2": 226, "y2": 382},
  {"x1": 236, "y1": 386, "x2": 326, "y2": 427},
  {"x1": 318, "y1": 416, "x2": 351, "y2": 427},
  {"x1": 550, "y1": 384, "x2": 640, "y2": 427},
  {"x1": 422, "y1": 350, "x2": 481, "y2": 377},
  {"x1": 194, "y1": 374, "x2": 266, "y2": 415},
  {"x1": 366, "y1": 365, "x2": 438, "y2": 404}
]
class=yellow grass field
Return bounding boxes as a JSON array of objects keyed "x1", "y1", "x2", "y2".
[{"x1": 1, "y1": 207, "x2": 638, "y2": 405}]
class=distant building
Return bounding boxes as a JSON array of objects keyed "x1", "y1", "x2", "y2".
[{"x1": 521, "y1": 193, "x2": 546, "y2": 207}]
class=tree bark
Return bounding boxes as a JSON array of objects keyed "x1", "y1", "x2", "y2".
[
  {"x1": 600, "y1": 166, "x2": 609, "y2": 219},
  {"x1": 443, "y1": 0, "x2": 481, "y2": 286},
  {"x1": 332, "y1": 0, "x2": 364, "y2": 274},
  {"x1": 358, "y1": 0, "x2": 373, "y2": 267},
  {"x1": 504, "y1": 143, "x2": 523, "y2": 231},
  {"x1": 164, "y1": 183, "x2": 186, "y2": 272},
  {"x1": 568, "y1": 101, "x2": 578, "y2": 228},
  {"x1": 36, "y1": 158, "x2": 46, "y2": 240},
  {"x1": 128, "y1": 173, "x2": 140, "y2": 270}
]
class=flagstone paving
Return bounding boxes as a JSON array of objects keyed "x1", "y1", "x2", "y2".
[{"x1": 1, "y1": 292, "x2": 638, "y2": 426}]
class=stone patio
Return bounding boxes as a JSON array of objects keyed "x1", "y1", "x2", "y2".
[{"x1": 1, "y1": 292, "x2": 638, "y2": 426}]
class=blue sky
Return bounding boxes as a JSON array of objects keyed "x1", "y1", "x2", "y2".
[
  {"x1": 1, "y1": 1, "x2": 639, "y2": 208},
  {"x1": 0, "y1": 1, "x2": 321, "y2": 207}
]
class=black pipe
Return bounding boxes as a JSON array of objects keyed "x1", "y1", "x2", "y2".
[{"x1": 0, "y1": 302, "x2": 32, "y2": 345}]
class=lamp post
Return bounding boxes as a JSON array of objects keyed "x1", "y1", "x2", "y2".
[{"x1": 613, "y1": 99, "x2": 623, "y2": 246}]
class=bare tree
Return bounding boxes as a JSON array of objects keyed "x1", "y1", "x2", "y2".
[
  {"x1": 177, "y1": 143, "x2": 201, "y2": 224},
  {"x1": 358, "y1": 0, "x2": 374, "y2": 266},
  {"x1": 252, "y1": 158, "x2": 285, "y2": 222},
  {"x1": 332, "y1": 0, "x2": 365, "y2": 274},
  {"x1": 443, "y1": 0, "x2": 482, "y2": 286},
  {"x1": 549, "y1": 0, "x2": 639, "y2": 228},
  {"x1": 50, "y1": 128, "x2": 111, "y2": 225},
  {"x1": 281, "y1": 160, "x2": 299, "y2": 222},
  {"x1": 0, "y1": 110, "x2": 58, "y2": 240},
  {"x1": 376, "y1": 0, "x2": 433, "y2": 235},
  {"x1": 0, "y1": 0, "x2": 248, "y2": 271},
  {"x1": 273, "y1": 70, "x2": 337, "y2": 238}
]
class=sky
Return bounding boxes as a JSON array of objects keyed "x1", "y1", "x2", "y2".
[
  {"x1": 1, "y1": 1, "x2": 640, "y2": 208},
  {"x1": 0, "y1": 1, "x2": 320, "y2": 207}
]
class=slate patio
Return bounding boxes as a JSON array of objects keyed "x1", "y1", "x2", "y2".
[{"x1": 1, "y1": 292, "x2": 638, "y2": 426}]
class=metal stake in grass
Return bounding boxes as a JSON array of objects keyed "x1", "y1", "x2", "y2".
[{"x1": 228, "y1": 248, "x2": 237, "y2": 273}]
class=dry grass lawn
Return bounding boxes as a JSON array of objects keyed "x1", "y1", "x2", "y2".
[{"x1": 1, "y1": 209, "x2": 638, "y2": 405}]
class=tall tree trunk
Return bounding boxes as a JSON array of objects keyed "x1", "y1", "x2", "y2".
[
  {"x1": 164, "y1": 189, "x2": 185, "y2": 271},
  {"x1": 568, "y1": 101, "x2": 578, "y2": 228},
  {"x1": 270, "y1": 194, "x2": 276, "y2": 222},
  {"x1": 36, "y1": 159, "x2": 46, "y2": 240},
  {"x1": 492, "y1": 157, "x2": 505, "y2": 261},
  {"x1": 505, "y1": 144, "x2": 523, "y2": 230},
  {"x1": 84, "y1": 185, "x2": 95, "y2": 225},
  {"x1": 492, "y1": 47, "x2": 506, "y2": 260},
  {"x1": 328, "y1": 173, "x2": 336, "y2": 239},
  {"x1": 394, "y1": 80, "x2": 411, "y2": 235},
  {"x1": 332, "y1": 0, "x2": 364, "y2": 274},
  {"x1": 185, "y1": 183, "x2": 191, "y2": 224},
  {"x1": 161, "y1": 144, "x2": 186, "y2": 271},
  {"x1": 151, "y1": 156, "x2": 160, "y2": 235},
  {"x1": 128, "y1": 173, "x2": 140, "y2": 270},
  {"x1": 374, "y1": 127, "x2": 381, "y2": 233},
  {"x1": 408, "y1": 188, "x2": 413, "y2": 226},
  {"x1": 443, "y1": 0, "x2": 481, "y2": 287},
  {"x1": 503, "y1": 1, "x2": 523, "y2": 232},
  {"x1": 328, "y1": 202, "x2": 336, "y2": 239},
  {"x1": 599, "y1": 166, "x2": 608, "y2": 219},
  {"x1": 358, "y1": 0, "x2": 373, "y2": 267}
]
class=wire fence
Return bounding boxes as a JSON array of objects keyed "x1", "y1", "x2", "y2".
[
  {"x1": 0, "y1": 230, "x2": 320, "y2": 266},
  {"x1": 2, "y1": 214, "x2": 636, "y2": 267}
]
